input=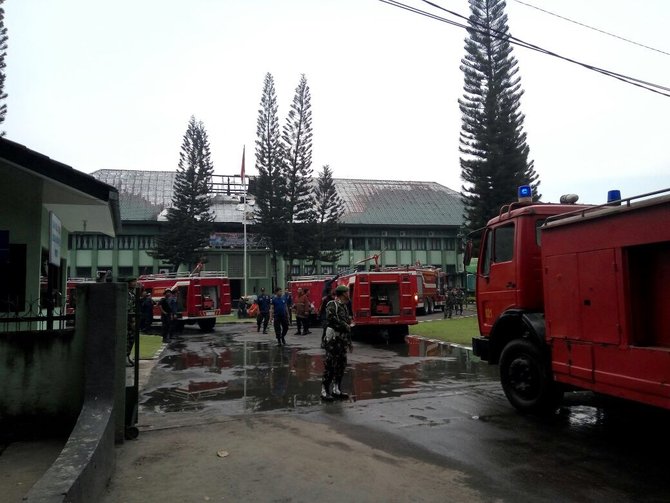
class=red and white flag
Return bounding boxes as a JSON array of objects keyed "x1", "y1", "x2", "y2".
[{"x1": 240, "y1": 146, "x2": 246, "y2": 181}]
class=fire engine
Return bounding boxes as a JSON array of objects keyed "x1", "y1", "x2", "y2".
[
  {"x1": 138, "y1": 271, "x2": 232, "y2": 331},
  {"x1": 383, "y1": 265, "x2": 446, "y2": 314},
  {"x1": 470, "y1": 186, "x2": 670, "y2": 413},
  {"x1": 289, "y1": 268, "x2": 418, "y2": 341}
]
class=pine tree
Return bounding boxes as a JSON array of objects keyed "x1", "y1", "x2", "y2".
[
  {"x1": 459, "y1": 0, "x2": 539, "y2": 236},
  {"x1": 253, "y1": 73, "x2": 288, "y2": 286},
  {"x1": 281, "y1": 74, "x2": 315, "y2": 277},
  {"x1": 0, "y1": 1, "x2": 8, "y2": 135},
  {"x1": 152, "y1": 116, "x2": 214, "y2": 270},
  {"x1": 308, "y1": 165, "x2": 344, "y2": 264}
]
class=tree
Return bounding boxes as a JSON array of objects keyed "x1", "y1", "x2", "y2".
[
  {"x1": 307, "y1": 165, "x2": 345, "y2": 264},
  {"x1": 254, "y1": 73, "x2": 288, "y2": 286},
  {"x1": 281, "y1": 74, "x2": 315, "y2": 277},
  {"x1": 152, "y1": 116, "x2": 214, "y2": 270},
  {"x1": 459, "y1": 0, "x2": 539, "y2": 237},
  {"x1": 0, "y1": 1, "x2": 8, "y2": 134}
]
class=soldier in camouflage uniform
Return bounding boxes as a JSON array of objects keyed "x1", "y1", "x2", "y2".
[
  {"x1": 444, "y1": 287, "x2": 454, "y2": 319},
  {"x1": 321, "y1": 285, "x2": 353, "y2": 401},
  {"x1": 126, "y1": 277, "x2": 138, "y2": 367}
]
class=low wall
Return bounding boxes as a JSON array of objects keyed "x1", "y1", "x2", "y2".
[
  {"x1": 0, "y1": 327, "x2": 85, "y2": 437},
  {"x1": 22, "y1": 283, "x2": 127, "y2": 502}
]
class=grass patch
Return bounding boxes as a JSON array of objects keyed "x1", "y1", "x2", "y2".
[
  {"x1": 135, "y1": 334, "x2": 164, "y2": 360},
  {"x1": 409, "y1": 316, "x2": 479, "y2": 346}
]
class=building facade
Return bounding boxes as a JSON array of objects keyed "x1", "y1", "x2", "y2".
[{"x1": 68, "y1": 170, "x2": 466, "y2": 301}]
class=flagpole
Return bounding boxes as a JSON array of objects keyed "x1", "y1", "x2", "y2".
[{"x1": 241, "y1": 146, "x2": 247, "y2": 298}]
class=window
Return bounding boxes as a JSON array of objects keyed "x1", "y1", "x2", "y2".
[
  {"x1": 429, "y1": 238, "x2": 441, "y2": 250},
  {"x1": 352, "y1": 238, "x2": 366, "y2": 250},
  {"x1": 399, "y1": 238, "x2": 411, "y2": 250},
  {"x1": 494, "y1": 224, "x2": 515, "y2": 262},
  {"x1": 118, "y1": 266, "x2": 134, "y2": 278},
  {"x1": 76, "y1": 267, "x2": 92, "y2": 278},
  {"x1": 0, "y1": 244, "x2": 26, "y2": 312},
  {"x1": 304, "y1": 265, "x2": 316, "y2": 275},
  {"x1": 481, "y1": 223, "x2": 515, "y2": 276},
  {"x1": 384, "y1": 238, "x2": 397, "y2": 250},
  {"x1": 97, "y1": 236, "x2": 114, "y2": 249},
  {"x1": 413, "y1": 238, "x2": 426, "y2": 250},
  {"x1": 338, "y1": 265, "x2": 350, "y2": 274},
  {"x1": 446, "y1": 264, "x2": 456, "y2": 275},
  {"x1": 368, "y1": 238, "x2": 381, "y2": 250},
  {"x1": 228, "y1": 255, "x2": 243, "y2": 277},
  {"x1": 321, "y1": 265, "x2": 334, "y2": 275},
  {"x1": 445, "y1": 238, "x2": 456, "y2": 250},
  {"x1": 138, "y1": 236, "x2": 156, "y2": 249},
  {"x1": 290, "y1": 265, "x2": 301, "y2": 276},
  {"x1": 250, "y1": 255, "x2": 267, "y2": 277},
  {"x1": 75, "y1": 235, "x2": 93, "y2": 250},
  {"x1": 117, "y1": 236, "x2": 134, "y2": 250}
]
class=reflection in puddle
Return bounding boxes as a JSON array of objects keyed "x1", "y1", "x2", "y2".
[{"x1": 141, "y1": 336, "x2": 498, "y2": 414}]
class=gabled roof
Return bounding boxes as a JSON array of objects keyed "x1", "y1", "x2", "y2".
[
  {"x1": 335, "y1": 178, "x2": 463, "y2": 227},
  {"x1": 0, "y1": 138, "x2": 121, "y2": 235},
  {"x1": 90, "y1": 169, "x2": 464, "y2": 227}
]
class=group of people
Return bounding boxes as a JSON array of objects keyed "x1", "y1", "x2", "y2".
[
  {"x1": 444, "y1": 287, "x2": 466, "y2": 318},
  {"x1": 252, "y1": 275, "x2": 353, "y2": 401}
]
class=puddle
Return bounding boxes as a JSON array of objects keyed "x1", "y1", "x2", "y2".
[{"x1": 141, "y1": 333, "x2": 499, "y2": 414}]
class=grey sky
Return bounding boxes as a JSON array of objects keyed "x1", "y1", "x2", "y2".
[{"x1": 5, "y1": 0, "x2": 670, "y2": 205}]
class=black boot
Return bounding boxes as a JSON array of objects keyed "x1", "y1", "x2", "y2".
[
  {"x1": 332, "y1": 382, "x2": 349, "y2": 400},
  {"x1": 321, "y1": 384, "x2": 334, "y2": 402}
]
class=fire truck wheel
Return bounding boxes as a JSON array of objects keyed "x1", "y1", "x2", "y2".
[
  {"x1": 499, "y1": 338, "x2": 562, "y2": 414},
  {"x1": 198, "y1": 318, "x2": 216, "y2": 332}
]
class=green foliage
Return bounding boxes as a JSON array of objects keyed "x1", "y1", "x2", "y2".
[
  {"x1": 254, "y1": 73, "x2": 288, "y2": 285},
  {"x1": 0, "y1": 1, "x2": 8, "y2": 135},
  {"x1": 281, "y1": 74, "x2": 316, "y2": 275},
  {"x1": 152, "y1": 116, "x2": 214, "y2": 269},
  {"x1": 308, "y1": 165, "x2": 344, "y2": 264},
  {"x1": 459, "y1": 0, "x2": 540, "y2": 237}
]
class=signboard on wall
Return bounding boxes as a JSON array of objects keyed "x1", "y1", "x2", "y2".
[{"x1": 49, "y1": 212, "x2": 62, "y2": 266}]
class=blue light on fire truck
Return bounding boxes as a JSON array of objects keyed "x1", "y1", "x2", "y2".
[
  {"x1": 518, "y1": 185, "x2": 532, "y2": 202},
  {"x1": 607, "y1": 189, "x2": 622, "y2": 205}
]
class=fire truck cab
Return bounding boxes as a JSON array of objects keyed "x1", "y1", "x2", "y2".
[
  {"x1": 471, "y1": 187, "x2": 670, "y2": 413},
  {"x1": 139, "y1": 271, "x2": 231, "y2": 331}
]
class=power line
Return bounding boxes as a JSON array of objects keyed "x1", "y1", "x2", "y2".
[
  {"x1": 378, "y1": 0, "x2": 670, "y2": 98},
  {"x1": 511, "y1": 0, "x2": 670, "y2": 57}
]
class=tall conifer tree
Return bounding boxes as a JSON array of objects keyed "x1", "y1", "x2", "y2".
[
  {"x1": 281, "y1": 74, "x2": 315, "y2": 276},
  {"x1": 254, "y1": 73, "x2": 287, "y2": 285},
  {"x1": 152, "y1": 116, "x2": 214, "y2": 270},
  {"x1": 308, "y1": 165, "x2": 344, "y2": 264},
  {"x1": 459, "y1": 0, "x2": 539, "y2": 235}
]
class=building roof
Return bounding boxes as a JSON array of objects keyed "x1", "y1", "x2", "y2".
[
  {"x1": 1, "y1": 138, "x2": 121, "y2": 235},
  {"x1": 90, "y1": 169, "x2": 463, "y2": 227},
  {"x1": 335, "y1": 178, "x2": 463, "y2": 226}
]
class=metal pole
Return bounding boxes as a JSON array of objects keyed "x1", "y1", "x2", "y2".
[{"x1": 243, "y1": 178, "x2": 247, "y2": 297}]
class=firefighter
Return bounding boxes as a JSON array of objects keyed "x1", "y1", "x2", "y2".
[
  {"x1": 159, "y1": 289, "x2": 175, "y2": 342},
  {"x1": 271, "y1": 287, "x2": 290, "y2": 345},
  {"x1": 321, "y1": 285, "x2": 354, "y2": 401},
  {"x1": 255, "y1": 288, "x2": 271, "y2": 334}
]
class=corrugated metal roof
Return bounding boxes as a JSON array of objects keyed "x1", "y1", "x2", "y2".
[
  {"x1": 91, "y1": 169, "x2": 463, "y2": 226},
  {"x1": 335, "y1": 178, "x2": 463, "y2": 226}
]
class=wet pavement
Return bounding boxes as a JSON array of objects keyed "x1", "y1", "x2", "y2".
[
  {"x1": 139, "y1": 324, "x2": 496, "y2": 418},
  {"x1": 123, "y1": 322, "x2": 670, "y2": 502}
]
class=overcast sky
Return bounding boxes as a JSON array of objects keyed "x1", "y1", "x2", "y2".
[{"x1": 5, "y1": 0, "x2": 670, "y2": 204}]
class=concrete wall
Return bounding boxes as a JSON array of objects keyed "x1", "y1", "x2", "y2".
[{"x1": 25, "y1": 282, "x2": 127, "y2": 502}]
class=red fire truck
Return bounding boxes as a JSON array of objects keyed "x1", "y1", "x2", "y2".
[
  {"x1": 289, "y1": 269, "x2": 418, "y2": 341},
  {"x1": 138, "y1": 271, "x2": 232, "y2": 331},
  {"x1": 470, "y1": 187, "x2": 670, "y2": 413}
]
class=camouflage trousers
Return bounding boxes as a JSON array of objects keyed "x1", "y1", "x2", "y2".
[
  {"x1": 126, "y1": 318, "x2": 136, "y2": 357},
  {"x1": 322, "y1": 335, "x2": 348, "y2": 388}
]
